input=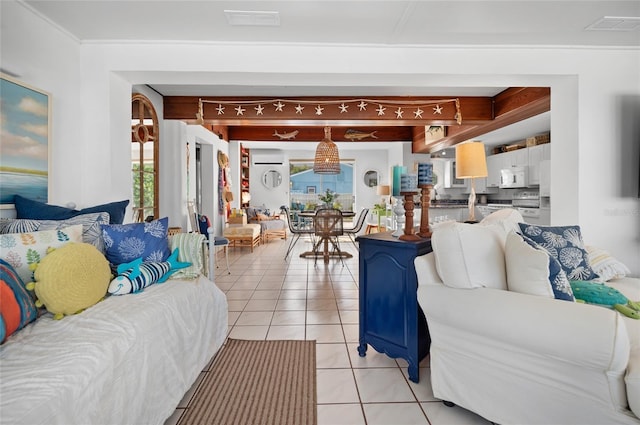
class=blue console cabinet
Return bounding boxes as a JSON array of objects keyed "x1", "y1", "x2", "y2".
[{"x1": 356, "y1": 231, "x2": 431, "y2": 383}]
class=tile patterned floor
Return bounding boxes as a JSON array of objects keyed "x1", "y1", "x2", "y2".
[{"x1": 165, "y1": 236, "x2": 495, "y2": 425}]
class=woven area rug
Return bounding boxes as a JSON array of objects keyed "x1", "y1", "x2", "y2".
[{"x1": 178, "y1": 338, "x2": 317, "y2": 425}]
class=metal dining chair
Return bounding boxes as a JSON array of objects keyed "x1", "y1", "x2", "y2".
[
  {"x1": 283, "y1": 206, "x2": 315, "y2": 259},
  {"x1": 343, "y1": 208, "x2": 369, "y2": 250}
]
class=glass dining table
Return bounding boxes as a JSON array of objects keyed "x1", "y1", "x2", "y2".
[{"x1": 297, "y1": 210, "x2": 356, "y2": 263}]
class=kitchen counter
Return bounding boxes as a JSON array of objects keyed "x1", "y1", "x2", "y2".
[{"x1": 428, "y1": 203, "x2": 468, "y2": 209}]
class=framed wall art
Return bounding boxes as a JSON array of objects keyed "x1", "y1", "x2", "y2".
[
  {"x1": 0, "y1": 73, "x2": 51, "y2": 208},
  {"x1": 425, "y1": 125, "x2": 445, "y2": 142}
]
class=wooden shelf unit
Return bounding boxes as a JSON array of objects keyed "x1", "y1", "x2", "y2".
[{"x1": 241, "y1": 145, "x2": 250, "y2": 208}]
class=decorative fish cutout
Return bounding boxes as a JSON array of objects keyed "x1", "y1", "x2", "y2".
[
  {"x1": 108, "y1": 249, "x2": 190, "y2": 295},
  {"x1": 273, "y1": 130, "x2": 299, "y2": 140},
  {"x1": 344, "y1": 129, "x2": 378, "y2": 141}
]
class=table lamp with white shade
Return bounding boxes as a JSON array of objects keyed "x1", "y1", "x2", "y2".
[{"x1": 455, "y1": 141, "x2": 488, "y2": 223}]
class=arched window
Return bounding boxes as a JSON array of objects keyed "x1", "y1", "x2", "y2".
[{"x1": 131, "y1": 93, "x2": 159, "y2": 222}]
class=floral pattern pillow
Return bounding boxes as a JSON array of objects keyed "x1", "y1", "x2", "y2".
[
  {"x1": 101, "y1": 217, "x2": 170, "y2": 266},
  {"x1": 518, "y1": 224, "x2": 598, "y2": 281},
  {"x1": 0, "y1": 225, "x2": 83, "y2": 284}
]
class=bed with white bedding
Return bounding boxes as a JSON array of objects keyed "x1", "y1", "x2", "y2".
[{"x1": 0, "y1": 275, "x2": 228, "y2": 425}]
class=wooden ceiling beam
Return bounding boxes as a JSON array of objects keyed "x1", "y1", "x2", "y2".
[
  {"x1": 412, "y1": 87, "x2": 550, "y2": 153},
  {"x1": 162, "y1": 89, "x2": 549, "y2": 147},
  {"x1": 228, "y1": 126, "x2": 413, "y2": 142},
  {"x1": 163, "y1": 96, "x2": 493, "y2": 126}
]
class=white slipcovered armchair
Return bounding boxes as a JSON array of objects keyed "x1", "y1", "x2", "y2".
[{"x1": 414, "y1": 209, "x2": 639, "y2": 425}]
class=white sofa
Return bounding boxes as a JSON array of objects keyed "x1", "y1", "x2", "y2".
[
  {"x1": 414, "y1": 211, "x2": 639, "y2": 425},
  {"x1": 0, "y1": 275, "x2": 227, "y2": 425},
  {"x1": 0, "y1": 223, "x2": 228, "y2": 425}
]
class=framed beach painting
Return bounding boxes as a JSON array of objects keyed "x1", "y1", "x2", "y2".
[{"x1": 0, "y1": 74, "x2": 51, "y2": 208}]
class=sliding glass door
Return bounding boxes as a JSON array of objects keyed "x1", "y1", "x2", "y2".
[{"x1": 289, "y1": 160, "x2": 354, "y2": 211}]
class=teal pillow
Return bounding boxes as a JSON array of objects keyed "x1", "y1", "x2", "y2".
[{"x1": 569, "y1": 280, "x2": 628, "y2": 306}]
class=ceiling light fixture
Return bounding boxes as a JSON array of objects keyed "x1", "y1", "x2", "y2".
[{"x1": 314, "y1": 127, "x2": 340, "y2": 174}]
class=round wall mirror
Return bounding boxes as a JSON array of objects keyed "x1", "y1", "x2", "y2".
[
  {"x1": 262, "y1": 169, "x2": 282, "y2": 189},
  {"x1": 363, "y1": 170, "x2": 378, "y2": 187}
]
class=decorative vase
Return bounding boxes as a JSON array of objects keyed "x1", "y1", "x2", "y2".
[{"x1": 392, "y1": 196, "x2": 405, "y2": 237}]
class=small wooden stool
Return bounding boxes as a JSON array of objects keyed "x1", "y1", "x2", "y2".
[{"x1": 223, "y1": 223, "x2": 261, "y2": 252}]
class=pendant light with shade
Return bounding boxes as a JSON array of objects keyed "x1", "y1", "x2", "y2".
[{"x1": 313, "y1": 127, "x2": 340, "y2": 174}]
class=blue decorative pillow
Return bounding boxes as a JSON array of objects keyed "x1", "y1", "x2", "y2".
[
  {"x1": 14, "y1": 195, "x2": 129, "y2": 224},
  {"x1": 101, "y1": 217, "x2": 170, "y2": 265},
  {"x1": 518, "y1": 223, "x2": 598, "y2": 281},
  {"x1": 506, "y1": 231, "x2": 575, "y2": 301}
]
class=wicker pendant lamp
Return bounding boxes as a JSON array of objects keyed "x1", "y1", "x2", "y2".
[{"x1": 313, "y1": 127, "x2": 340, "y2": 174}]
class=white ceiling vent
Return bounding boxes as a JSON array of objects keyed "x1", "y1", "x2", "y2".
[
  {"x1": 585, "y1": 16, "x2": 640, "y2": 31},
  {"x1": 224, "y1": 10, "x2": 280, "y2": 27}
]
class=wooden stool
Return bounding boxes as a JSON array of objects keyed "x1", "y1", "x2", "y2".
[
  {"x1": 365, "y1": 224, "x2": 378, "y2": 234},
  {"x1": 223, "y1": 223, "x2": 261, "y2": 252}
]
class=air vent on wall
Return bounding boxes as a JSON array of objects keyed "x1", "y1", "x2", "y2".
[
  {"x1": 224, "y1": 10, "x2": 280, "y2": 27},
  {"x1": 252, "y1": 150, "x2": 284, "y2": 166},
  {"x1": 585, "y1": 16, "x2": 640, "y2": 31}
]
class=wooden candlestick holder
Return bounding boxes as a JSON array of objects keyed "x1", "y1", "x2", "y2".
[
  {"x1": 398, "y1": 191, "x2": 421, "y2": 241},
  {"x1": 417, "y1": 184, "x2": 433, "y2": 238}
]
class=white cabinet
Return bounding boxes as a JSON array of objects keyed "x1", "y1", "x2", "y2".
[
  {"x1": 502, "y1": 148, "x2": 528, "y2": 168},
  {"x1": 488, "y1": 146, "x2": 549, "y2": 188},
  {"x1": 443, "y1": 160, "x2": 467, "y2": 188},
  {"x1": 486, "y1": 150, "x2": 528, "y2": 188},
  {"x1": 463, "y1": 176, "x2": 496, "y2": 194},
  {"x1": 527, "y1": 145, "x2": 544, "y2": 186},
  {"x1": 540, "y1": 159, "x2": 551, "y2": 196},
  {"x1": 486, "y1": 154, "x2": 503, "y2": 188},
  {"x1": 527, "y1": 144, "x2": 551, "y2": 186}
]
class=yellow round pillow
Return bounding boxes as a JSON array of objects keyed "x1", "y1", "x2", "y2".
[{"x1": 30, "y1": 242, "x2": 111, "y2": 320}]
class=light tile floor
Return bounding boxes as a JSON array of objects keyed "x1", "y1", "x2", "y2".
[{"x1": 166, "y1": 236, "x2": 495, "y2": 425}]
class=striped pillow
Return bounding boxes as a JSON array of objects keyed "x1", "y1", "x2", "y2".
[
  {"x1": 0, "y1": 212, "x2": 109, "y2": 253},
  {"x1": 586, "y1": 245, "x2": 630, "y2": 282}
]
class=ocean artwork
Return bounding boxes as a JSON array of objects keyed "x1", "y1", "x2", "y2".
[{"x1": 0, "y1": 74, "x2": 50, "y2": 207}]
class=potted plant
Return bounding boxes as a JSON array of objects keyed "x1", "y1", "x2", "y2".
[
  {"x1": 318, "y1": 189, "x2": 337, "y2": 208},
  {"x1": 373, "y1": 203, "x2": 387, "y2": 229}
]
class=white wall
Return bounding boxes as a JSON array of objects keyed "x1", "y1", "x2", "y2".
[
  {"x1": 232, "y1": 145, "x2": 403, "y2": 215},
  {"x1": 1, "y1": 1, "x2": 82, "y2": 206},
  {"x1": 2, "y1": 1, "x2": 639, "y2": 274},
  {"x1": 162, "y1": 121, "x2": 188, "y2": 229},
  {"x1": 186, "y1": 125, "x2": 228, "y2": 236}
]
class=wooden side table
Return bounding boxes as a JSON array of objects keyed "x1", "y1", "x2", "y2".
[{"x1": 356, "y1": 231, "x2": 432, "y2": 383}]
